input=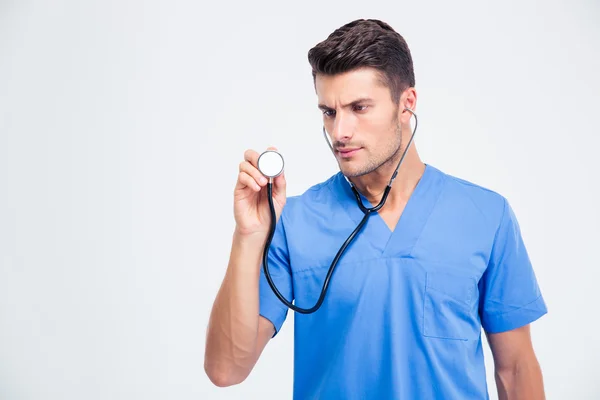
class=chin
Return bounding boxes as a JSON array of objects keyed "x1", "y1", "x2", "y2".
[{"x1": 338, "y1": 163, "x2": 368, "y2": 178}]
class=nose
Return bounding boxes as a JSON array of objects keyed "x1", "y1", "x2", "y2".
[{"x1": 328, "y1": 113, "x2": 354, "y2": 144}]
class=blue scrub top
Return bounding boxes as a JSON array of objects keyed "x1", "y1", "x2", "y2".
[{"x1": 259, "y1": 164, "x2": 547, "y2": 399}]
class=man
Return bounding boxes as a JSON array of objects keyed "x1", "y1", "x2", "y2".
[{"x1": 204, "y1": 19, "x2": 547, "y2": 399}]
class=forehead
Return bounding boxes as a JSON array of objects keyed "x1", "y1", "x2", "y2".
[{"x1": 315, "y1": 67, "x2": 389, "y2": 104}]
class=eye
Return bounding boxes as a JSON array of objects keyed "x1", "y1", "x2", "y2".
[
  {"x1": 353, "y1": 104, "x2": 368, "y2": 112},
  {"x1": 322, "y1": 109, "x2": 336, "y2": 117}
]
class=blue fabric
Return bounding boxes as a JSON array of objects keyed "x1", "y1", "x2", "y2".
[{"x1": 259, "y1": 164, "x2": 547, "y2": 399}]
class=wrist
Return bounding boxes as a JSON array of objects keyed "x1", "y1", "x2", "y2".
[
  {"x1": 230, "y1": 228, "x2": 268, "y2": 276},
  {"x1": 233, "y1": 226, "x2": 268, "y2": 246}
]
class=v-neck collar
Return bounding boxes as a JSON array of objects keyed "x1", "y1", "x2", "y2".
[{"x1": 329, "y1": 164, "x2": 446, "y2": 257}]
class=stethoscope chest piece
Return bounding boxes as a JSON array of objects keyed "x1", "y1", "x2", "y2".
[{"x1": 258, "y1": 150, "x2": 284, "y2": 178}]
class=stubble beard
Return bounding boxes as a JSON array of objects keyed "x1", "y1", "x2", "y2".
[{"x1": 342, "y1": 122, "x2": 403, "y2": 179}]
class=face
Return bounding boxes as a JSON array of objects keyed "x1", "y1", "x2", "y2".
[{"x1": 315, "y1": 67, "x2": 403, "y2": 178}]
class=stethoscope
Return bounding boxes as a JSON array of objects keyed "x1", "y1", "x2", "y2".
[{"x1": 257, "y1": 108, "x2": 418, "y2": 314}]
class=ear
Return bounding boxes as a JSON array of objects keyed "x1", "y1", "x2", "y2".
[{"x1": 399, "y1": 88, "x2": 417, "y2": 124}]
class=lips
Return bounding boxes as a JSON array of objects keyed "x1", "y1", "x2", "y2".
[{"x1": 337, "y1": 148, "x2": 361, "y2": 158}]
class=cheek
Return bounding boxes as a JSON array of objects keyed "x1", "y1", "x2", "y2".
[
  {"x1": 365, "y1": 108, "x2": 395, "y2": 129},
  {"x1": 363, "y1": 115, "x2": 397, "y2": 142}
]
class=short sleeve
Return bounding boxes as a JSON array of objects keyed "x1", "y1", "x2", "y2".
[
  {"x1": 479, "y1": 198, "x2": 547, "y2": 334},
  {"x1": 259, "y1": 212, "x2": 293, "y2": 337}
]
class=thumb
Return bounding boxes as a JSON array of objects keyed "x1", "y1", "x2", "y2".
[{"x1": 264, "y1": 146, "x2": 285, "y2": 193}]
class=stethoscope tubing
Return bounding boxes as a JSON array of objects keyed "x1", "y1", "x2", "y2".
[{"x1": 262, "y1": 109, "x2": 418, "y2": 314}]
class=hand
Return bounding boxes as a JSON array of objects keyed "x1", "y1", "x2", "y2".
[{"x1": 233, "y1": 147, "x2": 287, "y2": 237}]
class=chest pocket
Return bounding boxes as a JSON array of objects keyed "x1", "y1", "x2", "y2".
[{"x1": 423, "y1": 271, "x2": 480, "y2": 341}]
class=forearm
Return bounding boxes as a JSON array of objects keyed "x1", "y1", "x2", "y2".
[
  {"x1": 204, "y1": 230, "x2": 266, "y2": 385},
  {"x1": 495, "y1": 359, "x2": 545, "y2": 400}
]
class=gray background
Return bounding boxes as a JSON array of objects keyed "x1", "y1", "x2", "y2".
[{"x1": 1, "y1": 0, "x2": 599, "y2": 398}]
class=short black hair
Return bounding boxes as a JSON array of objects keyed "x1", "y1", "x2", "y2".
[{"x1": 307, "y1": 19, "x2": 415, "y2": 104}]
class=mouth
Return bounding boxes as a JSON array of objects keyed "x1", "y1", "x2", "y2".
[{"x1": 336, "y1": 147, "x2": 362, "y2": 158}]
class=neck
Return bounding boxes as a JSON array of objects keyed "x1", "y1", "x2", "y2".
[{"x1": 348, "y1": 148, "x2": 425, "y2": 209}]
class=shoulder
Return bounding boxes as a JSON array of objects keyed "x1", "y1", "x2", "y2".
[
  {"x1": 280, "y1": 173, "x2": 341, "y2": 223},
  {"x1": 431, "y1": 164, "x2": 509, "y2": 227}
]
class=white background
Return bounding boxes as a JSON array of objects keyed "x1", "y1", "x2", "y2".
[{"x1": 1, "y1": 0, "x2": 599, "y2": 398}]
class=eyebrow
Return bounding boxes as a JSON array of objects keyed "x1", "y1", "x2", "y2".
[{"x1": 318, "y1": 97, "x2": 374, "y2": 110}]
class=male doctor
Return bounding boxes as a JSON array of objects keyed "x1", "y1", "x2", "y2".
[{"x1": 205, "y1": 18, "x2": 547, "y2": 399}]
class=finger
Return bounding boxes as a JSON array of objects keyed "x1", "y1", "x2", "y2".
[
  {"x1": 238, "y1": 171, "x2": 261, "y2": 192},
  {"x1": 273, "y1": 170, "x2": 286, "y2": 192},
  {"x1": 243, "y1": 149, "x2": 260, "y2": 167},
  {"x1": 239, "y1": 160, "x2": 268, "y2": 187},
  {"x1": 264, "y1": 146, "x2": 284, "y2": 186}
]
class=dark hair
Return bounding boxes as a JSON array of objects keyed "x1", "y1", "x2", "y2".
[{"x1": 307, "y1": 19, "x2": 415, "y2": 104}]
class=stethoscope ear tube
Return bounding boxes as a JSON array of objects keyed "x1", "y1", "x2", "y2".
[{"x1": 325, "y1": 108, "x2": 418, "y2": 214}]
